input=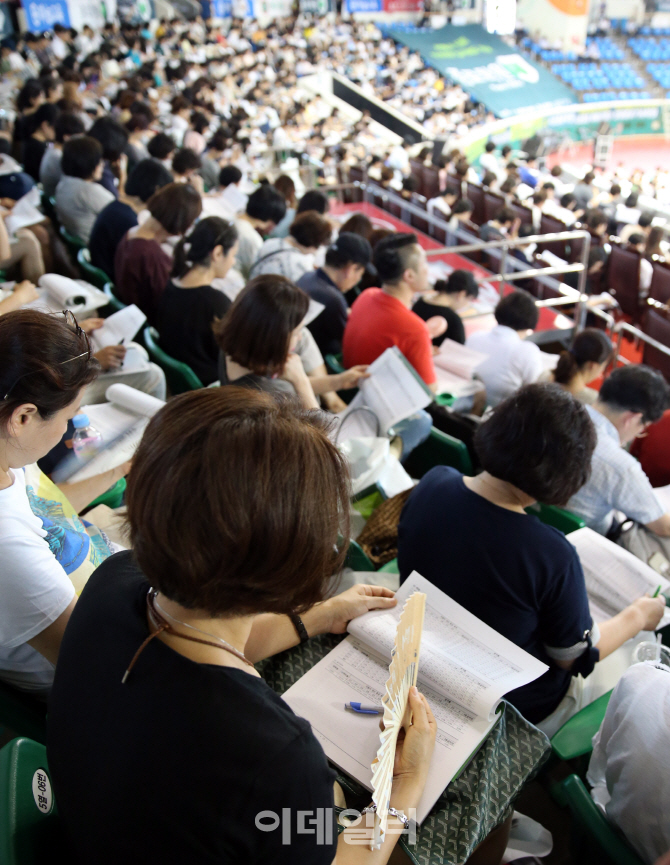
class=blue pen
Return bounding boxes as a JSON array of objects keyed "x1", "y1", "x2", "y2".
[{"x1": 345, "y1": 702, "x2": 383, "y2": 715}]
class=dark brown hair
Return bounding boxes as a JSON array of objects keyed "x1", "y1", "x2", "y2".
[
  {"x1": 126, "y1": 388, "x2": 350, "y2": 616},
  {"x1": 554, "y1": 328, "x2": 613, "y2": 385},
  {"x1": 146, "y1": 182, "x2": 202, "y2": 236},
  {"x1": 274, "y1": 174, "x2": 296, "y2": 207},
  {"x1": 0, "y1": 310, "x2": 99, "y2": 424},
  {"x1": 369, "y1": 228, "x2": 394, "y2": 248},
  {"x1": 339, "y1": 213, "x2": 373, "y2": 241},
  {"x1": 475, "y1": 383, "x2": 596, "y2": 505},
  {"x1": 214, "y1": 274, "x2": 309, "y2": 376},
  {"x1": 289, "y1": 211, "x2": 332, "y2": 249}
]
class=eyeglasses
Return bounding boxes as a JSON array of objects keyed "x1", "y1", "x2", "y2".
[{"x1": 2, "y1": 310, "x2": 91, "y2": 402}]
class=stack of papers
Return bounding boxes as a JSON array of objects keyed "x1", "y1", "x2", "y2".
[{"x1": 433, "y1": 339, "x2": 488, "y2": 398}]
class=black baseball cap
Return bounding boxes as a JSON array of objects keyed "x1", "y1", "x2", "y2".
[{"x1": 326, "y1": 232, "x2": 373, "y2": 269}]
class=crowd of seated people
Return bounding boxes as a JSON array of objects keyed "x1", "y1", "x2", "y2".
[{"x1": 1, "y1": 12, "x2": 670, "y2": 865}]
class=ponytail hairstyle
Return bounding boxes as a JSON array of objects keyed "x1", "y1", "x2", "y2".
[
  {"x1": 554, "y1": 328, "x2": 613, "y2": 385},
  {"x1": 172, "y1": 216, "x2": 239, "y2": 279}
]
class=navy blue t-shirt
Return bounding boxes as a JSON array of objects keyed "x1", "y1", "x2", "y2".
[
  {"x1": 398, "y1": 467, "x2": 594, "y2": 723},
  {"x1": 89, "y1": 200, "x2": 138, "y2": 283},
  {"x1": 296, "y1": 268, "x2": 349, "y2": 358}
]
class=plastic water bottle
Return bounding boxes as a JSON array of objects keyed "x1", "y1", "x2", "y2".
[{"x1": 71, "y1": 414, "x2": 103, "y2": 460}]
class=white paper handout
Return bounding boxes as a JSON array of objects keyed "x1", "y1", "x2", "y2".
[
  {"x1": 569, "y1": 527, "x2": 670, "y2": 625},
  {"x1": 539, "y1": 250, "x2": 568, "y2": 269},
  {"x1": 0, "y1": 154, "x2": 23, "y2": 176},
  {"x1": 4, "y1": 187, "x2": 43, "y2": 236},
  {"x1": 303, "y1": 299, "x2": 325, "y2": 327},
  {"x1": 427, "y1": 260, "x2": 453, "y2": 283},
  {"x1": 221, "y1": 183, "x2": 248, "y2": 214},
  {"x1": 463, "y1": 280, "x2": 499, "y2": 317},
  {"x1": 200, "y1": 195, "x2": 237, "y2": 221},
  {"x1": 29, "y1": 274, "x2": 109, "y2": 314},
  {"x1": 337, "y1": 347, "x2": 433, "y2": 440},
  {"x1": 539, "y1": 351, "x2": 559, "y2": 372},
  {"x1": 91, "y1": 305, "x2": 146, "y2": 349},
  {"x1": 283, "y1": 572, "x2": 547, "y2": 823},
  {"x1": 59, "y1": 384, "x2": 165, "y2": 483},
  {"x1": 433, "y1": 339, "x2": 488, "y2": 398}
]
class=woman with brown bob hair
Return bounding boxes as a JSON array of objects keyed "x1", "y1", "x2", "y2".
[
  {"x1": 47, "y1": 387, "x2": 436, "y2": 864},
  {"x1": 214, "y1": 274, "x2": 369, "y2": 409},
  {"x1": 114, "y1": 181, "x2": 203, "y2": 323}
]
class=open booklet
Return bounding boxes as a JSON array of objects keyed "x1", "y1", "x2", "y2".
[
  {"x1": 54, "y1": 384, "x2": 164, "y2": 483},
  {"x1": 336, "y1": 347, "x2": 433, "y2": 441},
  {"x1": 569, "y1": 527, "x2": 670, "y2": 626},
  {"x1": 4, "y1": 187, "x2": 43, "y2": 237},
  {"x1": 433, "y1": 339, "x2": 488, "y2": 398},
  {"x1": 90, "y1": 305, "x2": 150, "y2": 374},
  {"x1": 283, "y1": 572, "x2": 547, "y2": 823}
]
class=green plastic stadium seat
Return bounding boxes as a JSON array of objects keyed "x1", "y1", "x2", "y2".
[
  {"x1": 102, "y1": 282, "x2": 126, "y2": 313},
  {"x1": 402, "y1": 427, "x2": 474, "y2": 478},
  {"x1": 77, "y1": 248, "x2": 111, "y2": 290},
  {"x1": 0, "y1": 738, "x2": 67, "y2": 865},
  {"x1": 46, "y1": 196, "x2": 59, "y2": 230},
  {"x1": 560, "y1": 774, "x2": 645, "y2": 865},
  {"x1": 86, "y1": 477, "x2": 126, "y2": 511},
  {"x1": 143, "y1": 326, "x2": 203, "y2": 395},
  {"x1": 40, "y1": 193, "x2": 56, "y2": 223},
  {"x1": 526, "y1": 503, "x2": 586, "y2": 534},
  {"x1": 551, "y1": 689, "x2": 613, "y2": 761},
  {"x1": 378, "y1": 558, "x2": 399, "y2": 574},
  {"x1": 325, "y1": 353, "x2": 345, "y2": 375},
  {"x1": 0, "y1": 685, "x2": 46, "y2": 745},
  {"x1": 351, "y1": 483, "x2": 386, "y2": 520},
  {"x1": 344, "y1": 539, "x2": 375, "y2": 571},
  {"x1": 59, "y1": 225, "x2": 86, "y2": 260}
]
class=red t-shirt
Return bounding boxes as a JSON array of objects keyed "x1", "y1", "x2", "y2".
[
  {"x1": 342, "y1": 288, "x2": 436, "y2": 385},
  {"x1": 630, "y1": 409, "x2": 670, "y2": 488}
]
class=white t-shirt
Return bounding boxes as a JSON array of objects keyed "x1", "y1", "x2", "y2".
[
  {"x1": 0, "y1": 469, "x2": 74, "y2": 694},
  {"x1": 467, "y1": 325, "x2": 544, "y2": 407},
  {"x1": 234, "y1": 217, "x2": 264, "y2": 280},
  {"x1": 587, "y1": 662, "x2": 670, "y2": 865},
  {"x1": 427, "y1": 196, "x2": 452, "y2": 218},
  {"x1": 249, "y1": 238, "x2": 315, "y2": 283}
]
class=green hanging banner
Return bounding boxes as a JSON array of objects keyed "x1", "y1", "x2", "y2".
[{"x1": 384, "y1": 24, "x2": 578, "y2": 118}]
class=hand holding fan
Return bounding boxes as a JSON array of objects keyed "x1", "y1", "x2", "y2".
[{"x1": 369, "y1": 591, "x2": 426, "y2": 848}]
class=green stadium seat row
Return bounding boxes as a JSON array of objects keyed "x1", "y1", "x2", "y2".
[{"x1": 143, "y1": 326, "x2": 204, "y2": 394}]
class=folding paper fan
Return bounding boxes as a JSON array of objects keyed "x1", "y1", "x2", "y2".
[{"x1": 369, "y1": 591, "x2": 426, "y2": 848}]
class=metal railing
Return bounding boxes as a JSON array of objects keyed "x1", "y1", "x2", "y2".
[
  {"x1": 612, "y1": 320, "x2": 670, "y2": 371},
  {"x1": 318, "y1": 179, "x2": 594, "y2": 332},
  {"x1": 321, "y1": 177, "x2": 670, "y2": 377}
]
